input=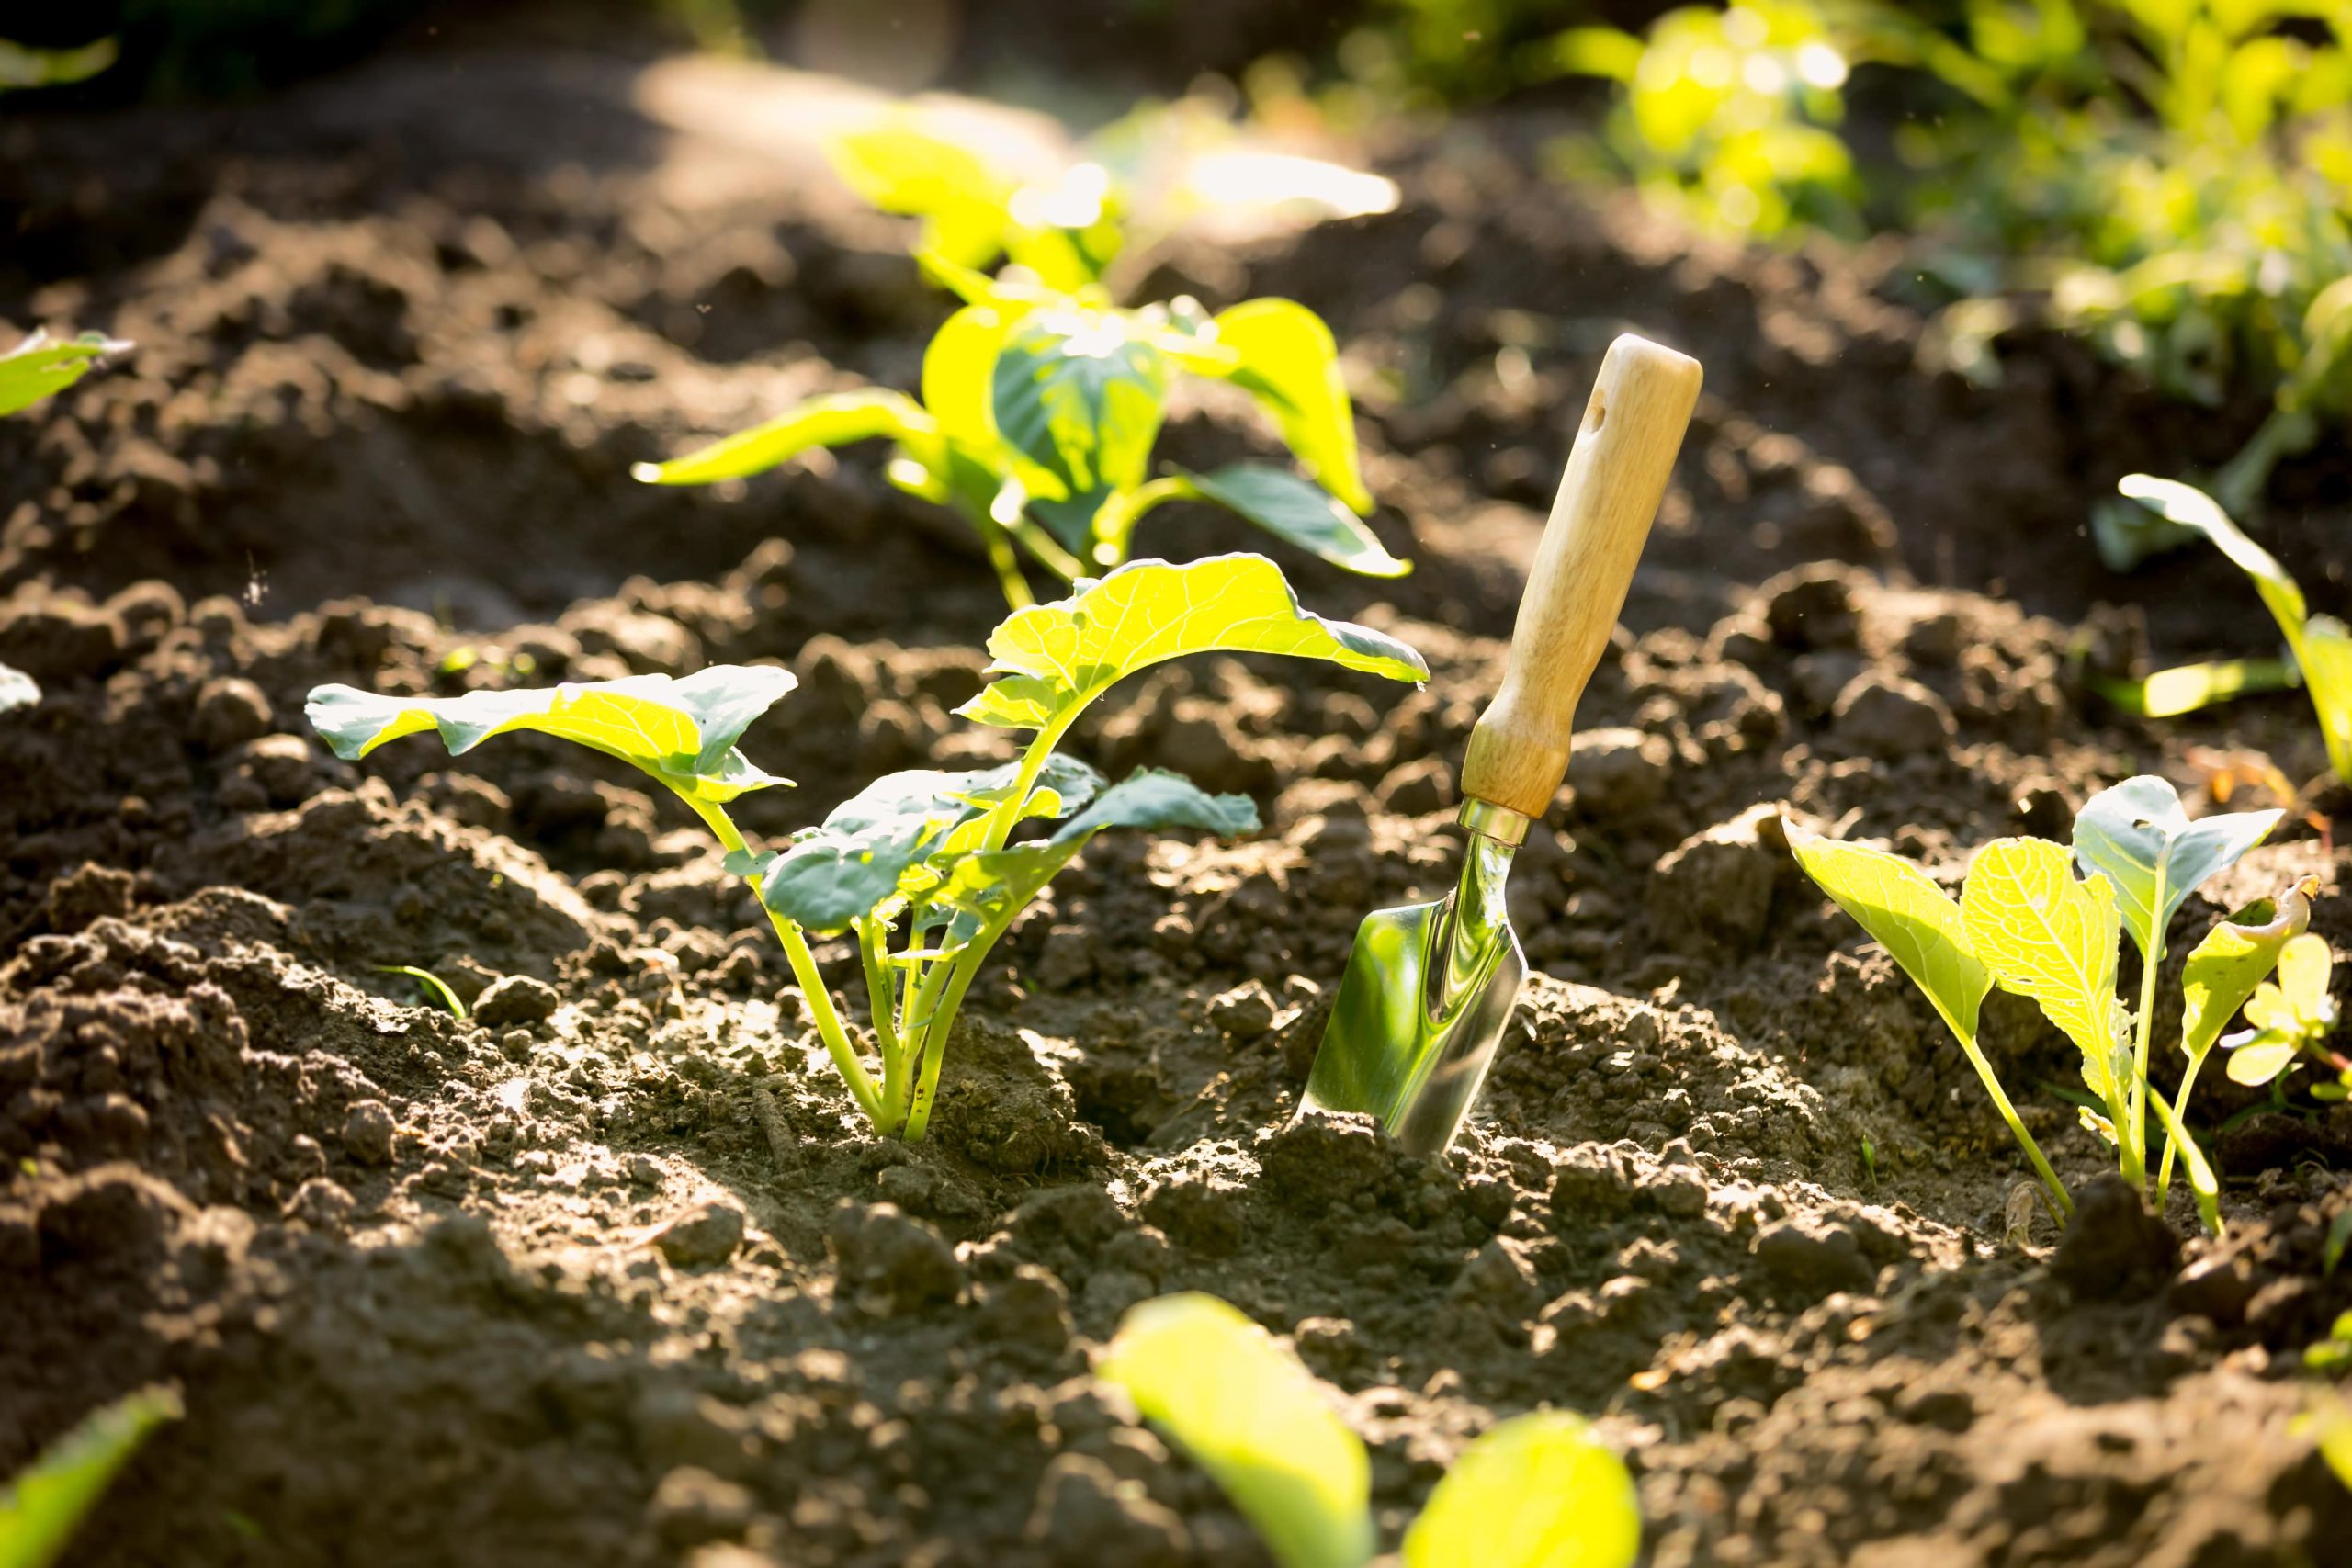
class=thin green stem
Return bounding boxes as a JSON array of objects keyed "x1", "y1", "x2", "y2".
[
  {"x1": 1956, "y1": 1033, "x2": 2073, "y2": 1224},
  {"x1": 2156, "y1": 1047, "x2": 2211, "y2": 1199},
  {"x1": 1093, "y1": 476, "x2": 1193, "y2": 563},
  {"x1": 966, "y1": 511, "x2": 1034, "y2": 609},
  {"x1": 902, "y1": 930, "x2": 1005, "y2": 1143},
  {"x1": 683, "y1": 794, "x2": 886, "y2": 1126},
  {"x1": 859, "y1": 914, "x2": 905, "y2": 1116},
  {"x1": 2131, "y1": 920, "x2": 2165, "y2": 1192},
  {"x1": 1006, "y1": 515, "x2": 1087, "y2": 581}
]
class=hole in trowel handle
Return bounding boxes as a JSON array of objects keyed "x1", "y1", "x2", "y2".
[{"x1": 1584, "y1": 386, "x2": 1607, "y2": 432}]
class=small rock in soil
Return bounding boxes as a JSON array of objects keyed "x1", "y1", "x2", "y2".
[
  {"x1": 341, "y1": 1099, "x2": 398, "y2": 1166},
  {"x1": 1832, "y1": 672, "x2": 1956, "y2": 758},
  {"x1": 647, "y1": 1466, "x2": 758, "y2": 1549},
  {"x1": 655, "y1": 1199, "x2": 748, "y2": 1269},
  {"x1": 2052, "y1": 1174, "x2": 2180, "y2": 1301},
  {"x1": 1257, "y1": 1110, "x2": 1393, "y2": 1208},
  {"x1": 193, "y1": 676, "x2": 274, "y2": 751},
  {"x1": 829, "y1": 1201, "x2": 963, "y2": 1313},
  {"x1": 1647, "y1": 804, "x2": 1784, "y2": 952},
  {"x1": 1566, "y1": 727, "x2": 1672, "y2": 818},
  {"x1": 2168, "y1": 1253, "x2": 2256, "y2": 1327},
  {"x1": 1375, "y1": 756, "x2": 1453, "y2": 816},
  {"x1": 975, "y1": 1262, "x2": 1073, "y2": 1356},
  {"x1": 1752, "y1": 1218, "x2": 1875, "y2": 1300},
  {"x1": 1760, "y1": 564, "x2": 1860, "y2": 649},
  {"x1": 1208, "y1": 979, "x2": 1277, "y2": 1039},
  {"x1": 474, "y1": 974, "x2": 560, "y2": 1027},
  {"x1": 1023, "y1": 1453, "x2": 1190, "y2": 1568},
  {"x1": 1141, "y1": 1174, "x2": 1245, "y2": 1257},
  {"x1": 1036, "y1": 924, "x2": 1095, "y2": 991}
]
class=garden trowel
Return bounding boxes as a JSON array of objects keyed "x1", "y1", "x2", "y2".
[{"x1": 1302, "y1": 333, "x2": 1702, "y2": 1155}]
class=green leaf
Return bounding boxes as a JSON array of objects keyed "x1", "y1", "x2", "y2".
[
  {"x1": 923, "y1": 304, "x2": 1021, "y2": 465},
  {"x1": 992, "y1": 309, "x2": 1172, "y2": 549},
  {"x1": 2086, "y1": 658, "x2": 2299, "y2": 719},
  {"x1": 2223, "y1": 1032, "x2": 2301, "y2": 1086},
  {"x1": 0, "y1": 662, "x2": 35, "y2": 713},
  {"x1": 1176, "y1": 465, "x2": 1410, "y2": 579},
  {"x1": 2181, "y1": 886, "x2": 2313, "y2": 1060},
  {"x1": 0, "y1": 36, "x2": 119, "y2": 91},
  {"x1": 829, "y1": 123, "x2": 1016, "y2": 271},
  {"x1": 934, "y1": 769, "x2": 1259, "y2": 925},
  {"x1": 2145, "y1": 1090, "x2": 2223, "y2": 1236},
  {"x1": 1962, "y1": 838, "x2": 2130, "y2": 1111},
  {"x1": 958, "y1": 554, "x2": 1429, "y2": 733},
  {"x1": 758, "y1": 757, "x2": 1105, "y2": 933},
  {"x1": 377, "y1": 965, "x2": 469, "y2": 1020},
  {"x1": 1787, "y1": 830, "x2": 1993, "y2": 1045},
  {"x1": 2072, "y1": 774, "x2": 2280, "y2": 961},
  {"x1": 1100, "y1": 1293, "x2": 1374, "y2": 1568},
  {"x1": 2119, "y1": 475, "x2": 2352, "y2": 782},
  {"x1": 0, "y1": 330, "x2": 130, "y2": 419},
  {"x1": 1204, "y1": 299, "x2": 1373, "y2": 513},
  {"x1": 307, "y1": 666, "x2": 797, "y2": 805},
  {"x1": 631, "y1": 390, "x2": 933, "y2": 486},
  {"x1": 1401, "y1": 1411, "x2": 1640, "y2": 1568},
  {"x1": 0, "y1": 1385, "x2": 180, "y2": 1568}
]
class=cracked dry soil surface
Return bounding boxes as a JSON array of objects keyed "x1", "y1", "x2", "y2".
[{"x1": 6, "y1": 31, "x2": 2352, "y2": 1568}]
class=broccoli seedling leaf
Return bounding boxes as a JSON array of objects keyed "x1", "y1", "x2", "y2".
[
  {"x1": 0, "y1": 36, "x2": 119, "y2": 92},
  {"x1": 0, "y1": 330, "x2": 131, "y2": 418},
  {"x1": 829, "y1": 121, "x2": 1019, "y2": 272},
  {"x1": 306, "y1": 666, "x2": 797, "y2": 805},
  {"x1": 933, "y1": 769, "x2": 1258, "y2": 923},
  {"x1": 1401, "y1": 1411, "x2": 1641, "y2": 1568},
  {"x1": 2119, "y1": 475, "x2": 2352, "y2": 783},
  {"x1": 1203, "y1": 299, "x2": 1373, "y2": 513},
  {"x1": 630, "y1": 389, "x2": 933, "y2": 486},
  {"x1": 2086, "y1": 657, "x2": 2298, "y2": 719},
  {"x1": 0, "y1": 662, "x2": 36, "y2": 713},
  {"x1": 959, "y1": 554, "x2": 1428, "y2": 733},
  {"x1": 991, "y1": 309, "x2": 1172, "y2": 550},
  {"x1": 0, "y1": 1384, "x2": 180, "y2": 1568},
  {"x1": 1176, "y1": 465, "x2": 1409, "y2": 579},
  {"x1": 2073, "y1": 774, "x2": 2280, "y2": 963},
  {"x1": 2183, "y1": 887, "x2": 2313, "y2": 1063},
  {"x1": 1786, "y1": 830, "x2": 1991, "y2": 1044},
  {"x1": 1100, "y1": 1293, "x2": 1375, "y2": 1568},
  {"x1": 758, "y1": 756, "x2": 1107, "y2": 933},
  {"x1": 1962, "y1": 838, "x2": 2132, "y2": 1122},
  {"x1": 2225, "y1": 932, "x2": 2338, "y2": 1086}
]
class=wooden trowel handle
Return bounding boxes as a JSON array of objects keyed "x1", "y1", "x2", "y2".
[{"x1": 1460, "y1": 333, "x2": 1702, "y2": 821}]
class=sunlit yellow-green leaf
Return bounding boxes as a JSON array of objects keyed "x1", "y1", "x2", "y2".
[
  {"x1": 1205, "y1": 299, "x2": 1373, "y2": 514},
  {"x1": 631, "y1": 390, "x2": 933, "y2": 486},
  {"x1": 1787, "y1": 830, "x2": 1991, "y2": 1045},
  {"x1": 0, "y1": 1385, "x2": 179, "y2": 1568},
  {"x1": 0, "y1": 330, "x2": 130, "y2": 418},
  {"x1": 1101, "y1": 1293, "x2": 1374, "y2": 1568},
  {"x1": 2073, "y1": 773, "x2": 2279, "y2": 962},
  {"x1": 1962, "y1": 837, "x2": 2131, "y2": 1108},
  {"x1": 1401, "y1": 1411, "x2": 1640, "y2": 1568}
]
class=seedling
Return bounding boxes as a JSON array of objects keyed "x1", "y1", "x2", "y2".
[
  {"x1": 0, "y1": 328, "x2": 130, "y2": 710},
  {"x1": 2219, "y1": 918, "x2": 2342, "y2": 1097},
  {"x1": 636, "y1": 271, "x2": 1402, "y2": 609},
  {"x1": 1100, "y1": 1292, "x2": 1640, "y2": 1568},
  {"x1": 309, "y1": 555, "x2": 1426, "y2": 1140},
  {"x1": 1790, "y1": 774, "x2": 2304, "y2": 1233},
  {"x1": 0, "y1": 1384, "x2": 179, "y2": 1568},
  {"x1": 2103, "y1": 476, "x2": 2352, "y2": 788},
  {"x1": 2299, "y1": 1309, "x2": 2352, "y2": 1493},
  {"x1": 376, "y1": 964, "x2": 468, "y2": 1020}
]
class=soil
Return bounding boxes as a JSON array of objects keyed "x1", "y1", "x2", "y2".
[{"x1": 6, "y1": 23, "x2": 2352, "y2": 1568}]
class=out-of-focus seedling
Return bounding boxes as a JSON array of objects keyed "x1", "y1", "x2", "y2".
[
  {"x1": 1100, "y1": 1292, "x2": 1641, "y2": 1568},
  {"x1": 1791, "y1": 775, "x2": 2307, "y2": 1233},
  {"x1": 2299, "y1": 1309, "x2": 2352, "y2": 1494},
  {"x1": 377, "y1": 964, "x2": 469, "y2": 1020},
  {"x1": 0, "y1": 1384, "x2": 180, "y2": 1568},
  {"x1": 310, "y1": 556, "x2": 1427, "y2": 1140},
  {"x1": 2104, "y1": 476, "x2": 2352, "y2": 787},
  {"x1": 636, "y1": 275, "x2": 1401, "y2": 608},
  {"x1": 0, "y1": 328, "x2": 132, "y2": 709}
]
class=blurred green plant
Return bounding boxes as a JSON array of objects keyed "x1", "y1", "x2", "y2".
[
  {"x1": 1344, "y1": 1, "x2": 2352, "y2": 509},
  {"x1": 1101, "y1": 1292, "x2": 1642, "y2": 1568},
  {"x1": 0, "y1": 329, "x2": 132, "y2": 712},
  {"x1": 2102, "y1": 476, "x2": 2352, "y2": 787},
  {"x1": 0, "y1": 1386, "x2": 180, "y2": 1568}
]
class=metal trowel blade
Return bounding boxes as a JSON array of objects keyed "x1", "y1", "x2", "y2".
[{"x1": 1299, "y1": 831, "x2": 1523, "y2": 1156}]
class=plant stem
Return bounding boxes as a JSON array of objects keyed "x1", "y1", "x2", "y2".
[
  {"x1": 859, "y1": 915, "x2": 905, "y2": 1121},
  {"x1": 684, "y1": 795, "x2": 886, "y2": 1125},
  {"x1": 1006, "y1": 516, "x2": 1087, "y2": 581},
  {"x1": 2155, "y1": 1047, "x2": 2210, "y2": 1200},
  {"x1": 902, "y1": 930, "x2": 1005, "y2": 1142},
  {"x1": 2131, "y1": 919, "x2": 2165, "y2": 1192},
  {"x1": 1957, "y1": 1032, "x2": 2073, "y2": 1223},
  {"x1": 966, "y1": 511, "x2": 1034, "y2": 609}
]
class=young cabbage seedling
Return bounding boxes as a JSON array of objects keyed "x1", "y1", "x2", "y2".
[
  {"x1": 308, "y1": 555, "x2": 1427, "y2": 1141},
  {"x1": 1790, "y1": 774, "x2": 2304, "y2": 1233},
  {"x1": 1100, "y1": 1292, "x2": 1641, "y2": 1568},
  {"x1": 2101, "y1": 476, "x2": 2352, "y2": 786},
  {"x1": 634, "y1": 264, "x2": 1403, "y2": 609}
]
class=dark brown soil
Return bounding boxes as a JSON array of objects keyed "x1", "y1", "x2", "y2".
[{"x1": 5, "y1": 30, "x2": 2351, "y2": 1568}]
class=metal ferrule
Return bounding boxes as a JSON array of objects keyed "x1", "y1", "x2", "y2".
[{"x1": 1458, "y1": 797, "x2": 1532, "y2": 847}]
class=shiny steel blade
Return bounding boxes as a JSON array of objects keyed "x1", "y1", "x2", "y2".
[{"x1": 1300, "y1": 827, "x2": 1526, "y2": 1156}]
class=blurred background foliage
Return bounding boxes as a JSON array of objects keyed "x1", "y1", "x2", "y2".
[{"x1": 4, "y1": 0, "x2": 2346, "y2": 507}]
